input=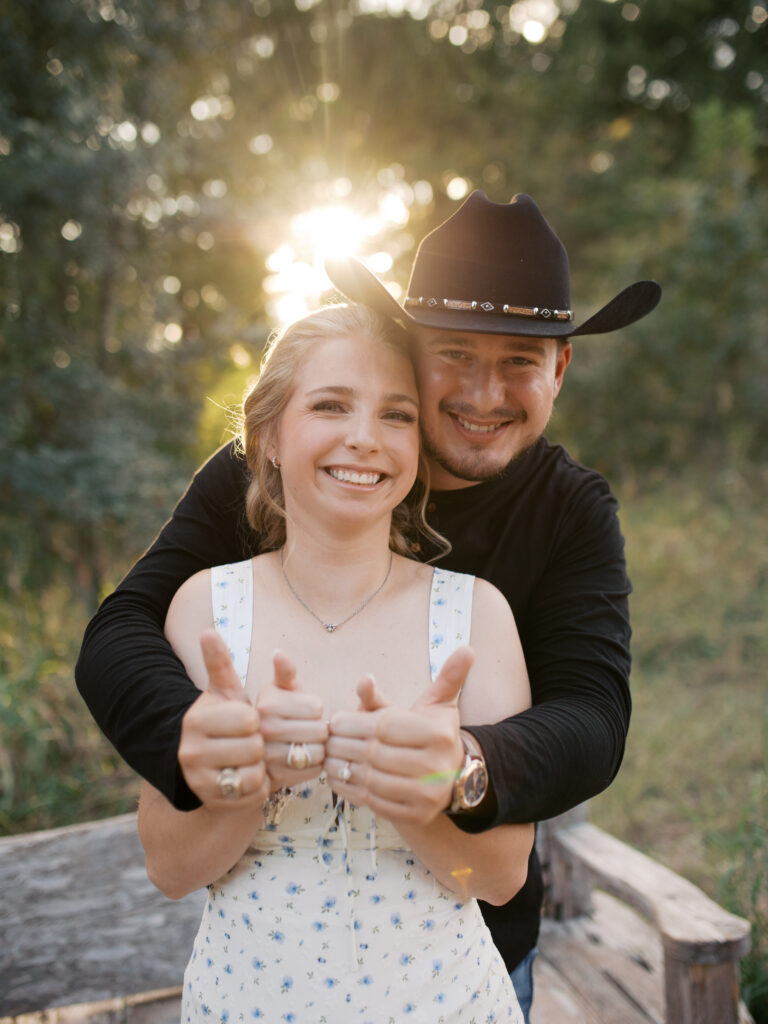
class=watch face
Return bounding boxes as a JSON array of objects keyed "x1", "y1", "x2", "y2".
[{"x1": 462, "y1": 761, "x2": 488, "y2": 808}]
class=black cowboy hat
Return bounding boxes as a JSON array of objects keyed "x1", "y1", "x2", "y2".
[{"x1": 326, "y1": 191, "x2": 661, "y2": 338}]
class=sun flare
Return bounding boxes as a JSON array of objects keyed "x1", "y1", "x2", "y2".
[
  {"x1": 291, "y1": 204, "x2": 367, "y2": 262},
  {"x1": 263, "y1": 187, "x2": 418, "y2": 326}
]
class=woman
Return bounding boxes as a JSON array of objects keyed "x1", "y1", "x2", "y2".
[{"x1": 138, "y1": 303, "x2": 533, "y2": 1022}]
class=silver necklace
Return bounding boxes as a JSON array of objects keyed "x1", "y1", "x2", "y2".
[{"x1": 279, "y1": 548, "x2": 394, "y2": 633}]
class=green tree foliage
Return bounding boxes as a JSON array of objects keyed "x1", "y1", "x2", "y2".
[
  {"x1": 2, "y1": 2, "x2": 766, "y2": 595},
  {"x1": 557, "y1": 97, "x2": 768, "y2": 476}
]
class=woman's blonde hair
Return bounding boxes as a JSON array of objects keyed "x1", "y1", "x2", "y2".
[{"x1": 239, "y1": 303, "x2": 448, "y2": 559}]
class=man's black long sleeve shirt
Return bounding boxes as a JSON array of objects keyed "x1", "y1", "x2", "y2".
[{"x1": 76, "y1": 435, "x2": 632, "y2": 969}]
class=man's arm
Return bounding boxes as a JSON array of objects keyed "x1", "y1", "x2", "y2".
[
  {"x1": 460, "y1": 481, "x2": 632, "y2": 831},
  {"x1": 75, "y1": 442, "x2": 251, "y2": 810}
]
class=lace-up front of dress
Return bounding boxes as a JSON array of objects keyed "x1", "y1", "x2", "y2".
[{"x1": 181, "y1": 560, "x2": 522, "y2": 1023}]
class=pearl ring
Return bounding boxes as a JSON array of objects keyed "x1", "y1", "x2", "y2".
[{"x1": 287, "y1": 742, "x2": 311, "y2": 770}]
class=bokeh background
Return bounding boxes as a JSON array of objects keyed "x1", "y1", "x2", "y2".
[{"x1": 1, "y1": 0, "x2": 766, "y2": 1015}]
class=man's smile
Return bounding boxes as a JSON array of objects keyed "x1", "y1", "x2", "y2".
[
  {"x1": 456, "y1": 415, "x2": 509, "y2": 434},
  {"x1": 445, "y1": 408, "x2": 524, "y2": 444}
]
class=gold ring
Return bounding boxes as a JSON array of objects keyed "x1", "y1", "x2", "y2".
[
  {"x1": 216, "y1": 767, "x2": 243, "y2": 800},
  {"x1": 338, "y1": 761, "x2": 352, "y2": 783},
  {"x1": 287, "y1": 742, "x2": 311, "y2": 770}
]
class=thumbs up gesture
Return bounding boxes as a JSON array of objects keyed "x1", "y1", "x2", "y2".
[
  {"x1": 256, "y1": 650, "x2": 329, "y2": 789},
  {"x1": 178, "y1": 629, "x2": 269, "y2": 808},
  {"x1": 326, "y1": 647, "x2": 474, "y2": 824}
]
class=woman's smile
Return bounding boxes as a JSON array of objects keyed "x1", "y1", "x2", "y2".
[{"x1": 325, "y1": 466, "x2": 386, "y2": 487}]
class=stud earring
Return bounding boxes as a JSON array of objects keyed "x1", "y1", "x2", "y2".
[{"x1": 271, "y1": 455, "x2": 281, "y2": 469}]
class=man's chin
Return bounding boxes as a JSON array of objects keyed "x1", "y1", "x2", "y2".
[{"x1": 427, "y1": 440, "x2": 538, "y2": 486}]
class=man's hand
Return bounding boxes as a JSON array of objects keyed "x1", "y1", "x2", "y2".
[
  {"x1": 257, "y1": 650, "x2": 329, "y2": 789},
  {"x1": 177, "y1": 629, "x2": 269, "y2": 808},
  {"x1": 325, "y1": 647, "x2": 474, "y2": 823}
]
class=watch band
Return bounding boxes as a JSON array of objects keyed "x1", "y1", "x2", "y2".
[
  {"x1": 459, "y1": 730, "x2": 485, "y2": 762},
  {"x1": 449, "y1": 732, "x2": 488, "y2": 813}
]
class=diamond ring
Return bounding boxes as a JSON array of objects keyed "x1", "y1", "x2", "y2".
[{"x1": 338, "y1": 761, "x2": 352, "y2": 783}]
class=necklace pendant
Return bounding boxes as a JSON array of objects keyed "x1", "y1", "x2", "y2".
[{"x1": 325, "y1": 623, "x2": 337, "y2": 633}]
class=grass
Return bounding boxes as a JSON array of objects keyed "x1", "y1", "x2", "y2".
[
  {"x1": 0, "y1": 584, "x2": 140, "y2": 835},
  {"x1": 1, "y1": 469, "x2": 765, "y2": 1017},
  {"x1": 591, "y1": 469, "x2": 767, "y2": 1021}
]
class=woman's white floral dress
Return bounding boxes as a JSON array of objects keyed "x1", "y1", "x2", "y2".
[{"x1": 181, "y1": 561, "x2": 523, "y2": 1024}]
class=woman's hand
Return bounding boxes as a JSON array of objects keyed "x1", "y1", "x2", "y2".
[
  {"x1": 256, "y1": 650, "x2": 329, "y2": 790},
  {"x1": 325, "y1": 647, "x2": 472, "y2": 824},
  {"x1": 177, "y1": 630, "x2": 270, "y2": 809}
]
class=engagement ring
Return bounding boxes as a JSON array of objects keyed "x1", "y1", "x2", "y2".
[{"x1": 338, "y1": 761, "x2": 352, "y2": 783}]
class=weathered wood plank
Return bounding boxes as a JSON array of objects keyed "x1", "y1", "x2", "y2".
[
  {"x1": 665, "y1": 959, "x2": 745, "y2": 1024},
  {"x1": 551, "y1": 823, "x2": 751, "y2": 964},
  {"x1": 536, "y1": 891, "x2": 663, "y2": 1024},
  {"x1": 531, "y1": 955, "x2": 603, "y2": 1024},
  {"x1": 0, "y1": 815, "x2": 204, "y2": 1016},
  {"x1": 0, "y1": 988, "x2": 182, "y2": 1024}
]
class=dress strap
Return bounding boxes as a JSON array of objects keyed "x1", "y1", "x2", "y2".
[
  {"x1": 210, "y1": 559, "x2": 254, "y2": 688},
  {"x1": 428, "y1": 567, "x2": 475, "y2": 681}
]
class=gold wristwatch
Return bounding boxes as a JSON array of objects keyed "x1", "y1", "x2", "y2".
[{"x1": 449, "y1": 731, "x2": 488, "y2": 813}]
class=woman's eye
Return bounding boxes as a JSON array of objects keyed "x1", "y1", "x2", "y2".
[
  {"x1": 384, "y1": 409, "x2": 417, "y2": 423},
  {"x1": 313, "y1": 400, "x2": 346, "y2": 413}
]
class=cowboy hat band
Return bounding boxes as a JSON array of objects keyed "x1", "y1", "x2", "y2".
[{"x1": 325, "y1": 191, "x2": 661, "y2": 339}]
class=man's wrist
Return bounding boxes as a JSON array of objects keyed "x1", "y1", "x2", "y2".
[{"x1": 447, "y1": 729, "x2": 490, "y2": 814}]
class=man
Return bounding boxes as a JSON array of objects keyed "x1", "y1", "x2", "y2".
[{"x1": 76, "y1": 191, "x2": 660, "y2": 1020}]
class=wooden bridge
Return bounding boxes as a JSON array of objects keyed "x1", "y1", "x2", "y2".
[{"x1": 0, "y1": 809, "x2": 753, "y2": 1024}]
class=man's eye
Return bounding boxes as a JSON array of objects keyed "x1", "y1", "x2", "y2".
[{"x1": 443, "y1": 350, "x2": 470, "y2": 361}]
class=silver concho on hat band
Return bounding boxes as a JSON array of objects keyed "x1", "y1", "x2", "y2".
[{"x1": 404, "y1": 296, "x2": 573, "y2": 322}]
